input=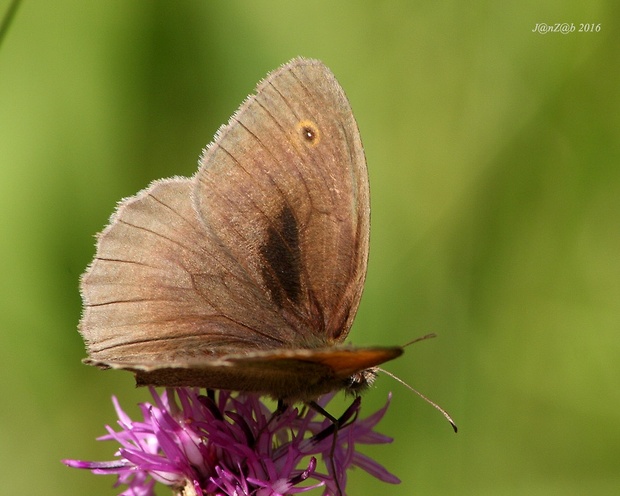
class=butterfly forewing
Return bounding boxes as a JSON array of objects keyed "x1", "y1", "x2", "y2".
[
  {"x1": 194, "y1": 58, "x2": 369, "y2": 344},
  {"x1": 80, "y1": 58, "x2": 369, "y2": 370}
]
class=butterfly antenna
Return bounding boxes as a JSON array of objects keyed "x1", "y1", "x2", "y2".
[
  {"x1": 377, "y1": 367, "x2": 458, "y2": 433},
  {"x1": 402, "y1": 332, "x2": 437, "y2": 347}
]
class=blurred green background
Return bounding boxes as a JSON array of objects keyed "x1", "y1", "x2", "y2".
[{"x1": 1, "y1": 1, "x2": 618, "y2": 495}]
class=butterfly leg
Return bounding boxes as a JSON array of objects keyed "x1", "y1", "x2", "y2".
[
  {"x1": 253, "y1": 398, "x2": 294, "y2": 447},
  {"x1": 308, "y1": 397, "x2": 361, "y2": 496}
]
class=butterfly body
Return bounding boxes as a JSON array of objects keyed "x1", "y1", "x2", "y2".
[
  {"x1": 79, "y1": 58, "x2": 403, "y2": 402},
  {"x1": 86, "y1": 346, "x2": 403, "y2": 402}
]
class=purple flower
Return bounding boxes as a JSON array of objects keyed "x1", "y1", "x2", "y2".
[{"x1": 64, "y1": 388, "x2": 399, "y2": 496}]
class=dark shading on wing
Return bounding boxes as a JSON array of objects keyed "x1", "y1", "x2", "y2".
[{"x1": 260, "y1": 204, "x2": 302, "y2": 308}]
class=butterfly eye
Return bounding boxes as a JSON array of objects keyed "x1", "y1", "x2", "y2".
[
  {"x1": 345, "y1": 368, "x2": 378, "y2": 394},
  {"x1": 296, "y1": 120, "x2": 320, "y2": 146}
]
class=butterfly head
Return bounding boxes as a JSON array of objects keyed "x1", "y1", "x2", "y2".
[{"x1": 343, "y1": 367, "x2": 379, "y2": 396}]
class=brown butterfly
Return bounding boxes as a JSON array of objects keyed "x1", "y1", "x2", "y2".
[{"x1": 79, "y1": 57, "x2": 404, "y2": 403}]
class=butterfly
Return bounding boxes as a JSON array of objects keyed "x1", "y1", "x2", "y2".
[{"x1": 78, "y1": 57, "x2": 404, "y2": 403}]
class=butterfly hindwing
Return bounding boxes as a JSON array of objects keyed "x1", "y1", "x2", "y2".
[{"x1": 80, "y1": 179, "x2": 300, "y2": 364}]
